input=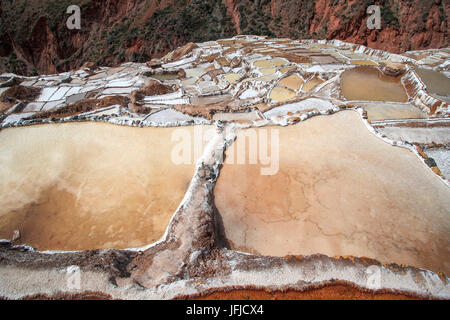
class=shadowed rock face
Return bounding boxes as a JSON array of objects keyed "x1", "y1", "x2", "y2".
[
  {"x1": 0, "y1": 123, "x2": 203, "y2": 251},
  {"x1": 215, "y1": 111, "x2": 450, "y2": 274}
]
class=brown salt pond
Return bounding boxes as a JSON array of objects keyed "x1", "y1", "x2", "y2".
[
  {"x1": 414, "y1": 67, "x2": 450, "y2": 97},
  {"x1": 280, "y1": 66, "x2": 297, "y2": 74},
  {"x1": 340, "y1": 67, "x2": 408, "y2": 102},
  {"x1": 350, "y1": 60, "x2": 378, "y2": 66},
  {"x1": 302, "y1": 76, "x2": 323, "y2": 92},
  {"x1": 214, "y1": 111, "x2": 450, "y2": 274},
  {"x1": 279, "y1": 74, "x2": 303, "y2": 91},
  {"x1": 311, "y1": 55, "x2": 339, "y2": 64},
  {"x1": 224, "y1": 73, "x2": 241, "y2": 84},
  {"x1": 269, "y1": 86, "x2": 296, "y2": 103},
  {"x1": 150, "y1": 73, "x2": 179, "y2": 81},
  {"x1": 0, "y1": 123, "x2": 203, "y2": 251},
  {"x1": 254, "y1": 58, "x2": 287, "y2": 68}
]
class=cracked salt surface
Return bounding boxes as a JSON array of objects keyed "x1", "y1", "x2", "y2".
[{"x1": 215, "y1": 111, "x2": 450, "y2": 274}]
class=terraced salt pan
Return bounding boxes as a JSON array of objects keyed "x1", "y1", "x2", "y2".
[
  {"x1": 413, "y1": 67, "x2": 450, "y2": 97},
  {"x1": 212, "y1": 111, "x2": 261, "y2": 122},
  {"x1": 3, "y1": 112, "x2": 35, "y2": 123},
  {"x1": 0, "y1": 123, "x2": 204, "y2": 251},
  {"x1": 181, "y1": 77, "x2": 198, "y2": 86},
  {"x1": 36, "y1": 87, "x2": 59, "y2": 102},
  {"x1": 280, "y1": 66, "x2": 296, "y2": 74},
  {"x1": 190, "y1": 94, "x2": 232, "y2": 105},
  {"x1": 311, "y1": 55, "x2": 339, "y2": 64},
  {"x1": 145, "y1": 108, "x2": 195, "y2": 123},
  {"x1": 162, "y1": 56, "x2": 197, "y2": 69},
  {"x1": 106, "y1": 78, "x2": 138, "y2": 88},
  {"x1": 402, "y1": 70, "x2": 448, "y2": 115},
  {"x1": 22, "y1": 102, "x2": 45, "y2": 113},
  {"x1": 240, "y1": 88, "x2": 260, "y2": 99},
  {"x1": 279, "y1": 74, "x2": 303, "y2": 90},
  {"x1": 304, "y1": 65, "x2": 326, "y2": 73},
  {"x1": 360, "y1": 102, "x2": 427, "y2": 121},
  {"x1": 215, "y1": 111, "x2": 450, "y2": 274},
  {"x1": 150, "y1": 73, "x2": 179, "y2": 81},
  {"x1": 184, "y1": 65, "x2": 210, "y2": 78},
  {"x1": 101, "y1": 87, "x2": 138, "y2": 95},
  {"x1": 264, "y1": 98, "x2": 334, "y2": 119},
  {"x1": 41, "y1": 100, "x2": 65, "y2": 112},
  {"x1": 224, "y1": 73, "x2": 241, "y2": 84},
  {"x1": 253, "y1": 58, "x2": 287, "y2": 68},
  {"x1": 376, "y1": 126, "x2": 450, "y2": 144},
  {"x1": 269, "y1": 86, "x2": 296, "y2": 102},
  {"x1": 350, "y1": 60, "x2": 378, "y2": 66},
  {"x1": 302, "y1": 77, "x2": 323, "y2": 92},
  {"x1": 143, "y1": 90, "x2": 189, "y2": 105},
  {"x1": 242, "y1": 74, "x2": 279, "y2": 83},
  {"x1": 341, "y1": 67, "x2": 408, "y2": 102},
  {"x1": 259, "y1": 68, "x2": 277, "y2": 75}
]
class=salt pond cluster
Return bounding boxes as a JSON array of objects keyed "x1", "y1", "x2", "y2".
[{"x1": 0, "y1": 35, "x2": 449, "y2": 300}]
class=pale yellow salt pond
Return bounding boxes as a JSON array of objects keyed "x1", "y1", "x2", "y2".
[
  {"x1": 341, "y1": 66, "x2": 408, "y2": 102},
  {"x1": 254, "y1": 58, "x2": 287, "y2": 68},
  {"x1": 0, "y1": 123, "x2": 204, "y2": 251},
  {"x1": 351, "y1": 60, "x2": 378, "y2": 66},
  {"x1": 279, "y1": 74, "x2": 303, "y2": 91},
  {"x1": 242, "y1": 74, "x2": 279, "y2": 83},
  {"x1": 362, "y1": 102, "x2": 427, "y2": 121},
  {"x1": 280, "y1": 66, "x2": 296, "y2": 74},
  {"x1": 224, "y1": 73, "x2": 241, "y2": 84},
  {"x1": 269, "y1": 86, "x2": 296, "y2": 102},
  {"x1": 259, "y1": 68, "x2": 277, "y2": 75},
  {"x1": 214, "y1": 111, "x2": 450, "y2": 274},
  {"x1": 302, "y1": 77, "x2": 324, "y2": 92}
]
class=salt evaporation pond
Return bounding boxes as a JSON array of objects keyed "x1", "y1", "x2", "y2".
[
  {"x1": 414, "y1": 67, "x2": 450, "y2": 99},
  {"x1": 214, "y1": 111, "x2": 450, "y2": 274},
  {"x1": 150, "y1": 73, "x2": 179, "y2": 81},
  {"x1": 361, "y1": 102, "x2": 427, "y2": 121},
  {"x1": 340, "y1": 66, "x2": 408, "y2": 102},
  {"x1": 0, "y1": 123, "x2": 204, "y2": 251}
]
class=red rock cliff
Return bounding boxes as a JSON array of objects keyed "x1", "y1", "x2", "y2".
[{"x1": 0, "y1": 0, "x2": 448, "y2": 75}]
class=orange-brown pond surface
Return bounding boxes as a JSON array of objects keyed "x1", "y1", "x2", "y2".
[
  {"x1": 188, "y1": 285, "x2": 422, "y2": 300},
  {"x1": 0, "y1": 123, "x2": 201, "y2": 251},
  {"x1": 214, "y1": 111, "x2": 450, "y2": 274},
  {"x1": 340, "y1": 67, "x2": 408, "y2": 102}
]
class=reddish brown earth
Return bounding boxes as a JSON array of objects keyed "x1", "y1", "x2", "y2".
[
  {"x1": 0, "y1": 284, "x2": 424, "y2": 300},
  {"x1": 1, "y1": 0, "x2": 448, "y2": 75},
  {"x1": 307, "y1": 0, "x2": 449, "y2": 53},
  {"x1": 26, "y1": 95, "x2": 129, "y2": 120},
  {"x1": 184, "y1": 283, "x2": 424, "y2": 300},
  {"x1": 0, "y1": 85, "x2": 41, "y2": 103}
]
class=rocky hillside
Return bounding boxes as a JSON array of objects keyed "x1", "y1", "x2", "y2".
[{"x1": 0, "y1": 0, "x2": 448, "y2": 75}]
